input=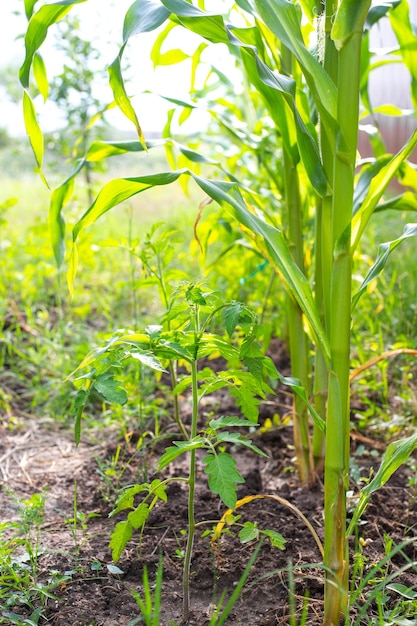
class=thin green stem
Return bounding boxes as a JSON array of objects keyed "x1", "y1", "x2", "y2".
[{"x1": 182, "y1": 357, "x2": 199, "y2": 621}]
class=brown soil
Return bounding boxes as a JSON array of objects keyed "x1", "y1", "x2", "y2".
[{"x1": 1, "y1": 344, "x2": 417, "y2": 625}]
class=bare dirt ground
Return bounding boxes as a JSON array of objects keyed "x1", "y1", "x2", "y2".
[{"x1": 1, "y1": 345, "x2": 416, "y2": 625}]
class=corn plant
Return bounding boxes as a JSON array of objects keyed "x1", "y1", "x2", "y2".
[{"x1": 19, "y1": 0, "x2": 417, "y2": 623}]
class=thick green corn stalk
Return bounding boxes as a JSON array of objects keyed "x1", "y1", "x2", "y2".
[
  {"x1": 281, "y1": 46, "x2": 313, "y2": 486},
  {"x1": 324, "y1": 1, "x2": 370, "y2": 619}
]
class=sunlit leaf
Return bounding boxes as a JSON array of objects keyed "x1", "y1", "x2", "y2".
[
  {"x1": 352, "y1": 129, "x2": 417, "y2": 250},
  {"x1": 22, "y1": 90, "x2": 48, "y2": 187},
  {"x1": 129, "y1": 350, "x2": 167, "y2": 372},
  {"x1": 68, "y1": 171, "x2": 330, "y2": 364},
  {"x1": 33, "y1": 52, "x2": 48, "y2": 100},
  {"x1": 108, "y1": 48, "x2": 146, "y2": 149},
  {"x1": 19, "y1": 0, "x2": 87, "y2": 88},
  {"x1": 352, "y1": 224, "x2": 417, "y2": 309},
  {"x1": 94, "y1": 372, "x2": 128, "y2": 405},
  {"x1": 331, "y1": 0, "x2": 372, "y2": 51},
  {"x1": 348, "y1": 431, "x2": 417, "y2": 535},
  {"x1": 261, "y1": 529, "x2": 287, "y2": 550}
]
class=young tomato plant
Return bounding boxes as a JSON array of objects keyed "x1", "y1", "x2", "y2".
[{"x1": 71, "y1": 281, "x2": 275, "y2": 620}]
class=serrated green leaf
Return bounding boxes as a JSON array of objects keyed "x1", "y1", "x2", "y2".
[
  {"x1": 111, "y1": 484, "x2": 149, "y2": 516},
  {"x1": 150, "y1": 479, "x2": 168, "y2": 502},
  {"x1": 243, "y1": 356, "x2": 264, "y2": 381},
  {"x1": 209, "y1": 416, "x2": 256, "y2": 430},
  {"x1": 110, "y1": 520, "x2": 133, "y2": 562},
  {"x1": 158, "y1": 438, "x2": 205, "y2": 470},
  {"x1": 261, "y1": 529, "x2": 287, "y2": 550},
  {"x1": 239, "y1": 521, "x2": 259, "y2": 543},
  {"x1": 203, "y1": 452, "x2": 244, "y2": 509},
  {"x1": 222, "y1": 302, "x2": 244, "y2": 337},
  {"x1": 129, "y1": 350, "x2": 167, "y2": 372},
  {"x1": 216, "y1": 432, "x2": 268, "y2": 457},
  {"x1": 94, "y1": 372, "x2": 128, "y2": 405},
  {"x1": 230, "y1": 384, "x2": 260, "y2": 422},
  {"x1": 128, "y1": 502, "x2": 150, "y2": 529}
]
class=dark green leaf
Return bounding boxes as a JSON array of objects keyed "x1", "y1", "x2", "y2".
[{"x1": 203, "y1": 452, "x2": 245, "y2": 509}]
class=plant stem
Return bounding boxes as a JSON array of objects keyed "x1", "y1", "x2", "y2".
[
  {"x1": 281, "y1": 45, "x2": 313, "y2": 487},
  {"x1": 182, "y1": 357, "x2": 199, "y2": 621},
  {"x1": 324, "y1": 25, "x2": 364, "y2": 624}
]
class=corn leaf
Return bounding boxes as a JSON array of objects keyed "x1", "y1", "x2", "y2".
[
  {"x1": 331, "y1": 0, "x2": 372, "y2": 51},
  {"x1": 347, "y1": 431, "x2": 417, "y2": 535},
  {"x1": 68, "y1": 170, "x2": 330, "y2": 363},
  {"x1": 351, "y1": 129, "x2": 417, "y2": 250},
  {"x1": 22, "y1": 90, "x2": 48, "y2": 188},
  {"x1": 24, "y1": 0, "x2": 38, "y2": 20},
  {"x1": 33, "y1": 53, "x2": 48, "y2": 101},
  {"x1": 19, "y1": 0, "x2": 87, "y2": 88},
  {"x1": 352, "y1": 223, "x2": 417, "y2": 309},
  {"x1": 203, "y1": 452, "x2": 245, "y2": 509},
  {"x1": 108, "y1": 47, "x2": 147, "y2": 149},
  {"x1": 254, "y1": 0, "x2": 338, "y2": 132},
  {"x1": 389, "y1": 0, "x2": 417, "y2": 110}
]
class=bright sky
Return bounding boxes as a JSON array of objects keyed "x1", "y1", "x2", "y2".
[{"x1": 0, "y1": 0, "x2": 230, "y2": 136}]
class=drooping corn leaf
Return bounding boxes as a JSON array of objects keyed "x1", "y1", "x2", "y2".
[
  {"x1": 351, "y1": 129, "x2": 417, "y2": 250},
  {"x1": 347, "y1": 431, "x2": 417, "y2": 535},
  {"x1": 68, "y1": 170, "x2": 331, "y2": 363},
  {"x1": 107, "y1": 0, "x2": 170, "y2": 145},
  {"x1": 108, "y1": 46, "x2": 147, "y2": 149},
  {"x1": 19, "y1": 0, "x2": 87, "y2": 88},
  {"x1": 352, "y1": 224, "x2": 417, "y2": 309},
  {"x1": 22, "y1": 90, "x2": 48, "y2": 188},
  {"x1": 389, "y1": 0, "x2": 417, "y2": 110},
  {"x1": 33, "y1": 53, "x2": 48, "y2": 100},
  {"x1": 254, "y1": 0, "x2": 338, "y2": 137},
  {"x1": 24, "y1": 0, "x2": 38, "y2": 20}
]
